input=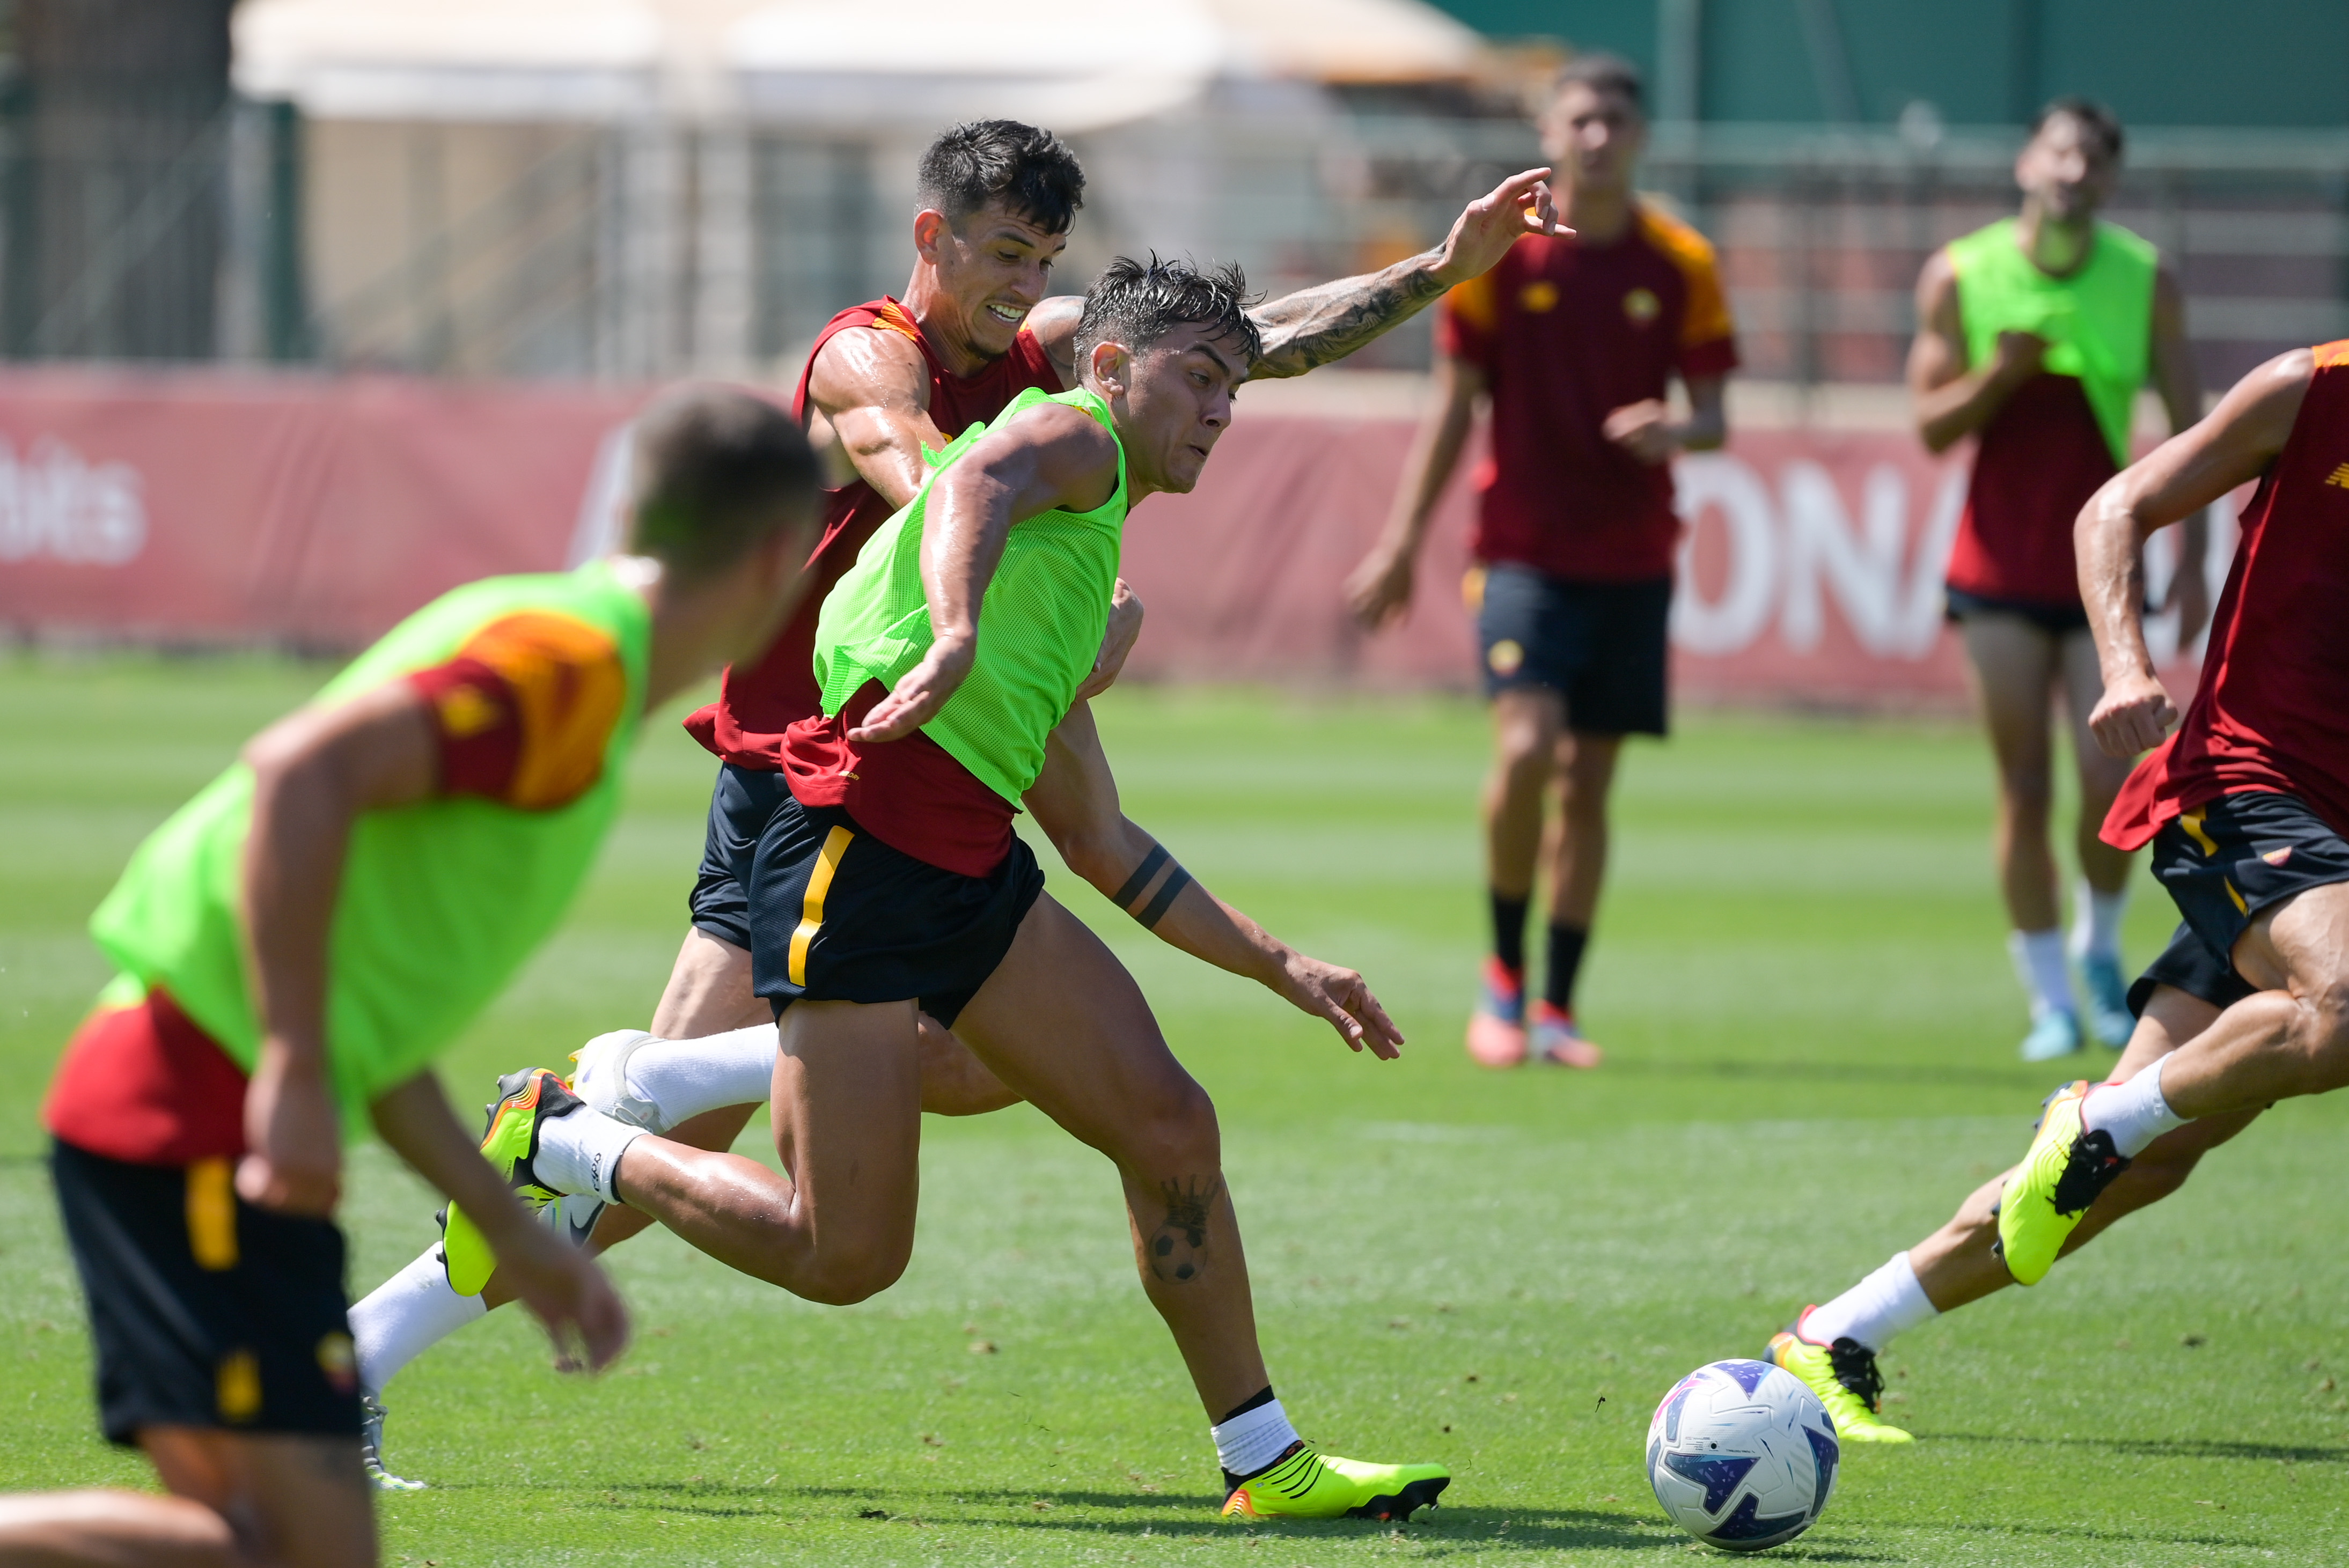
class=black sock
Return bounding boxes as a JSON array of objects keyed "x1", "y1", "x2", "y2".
[
  {"x1": 1490, "y1": 892, "x2": 1531, "y2": 974},
  {"x1": 1544, "y1": 922, "x2": 1590, "y2": 1012}
]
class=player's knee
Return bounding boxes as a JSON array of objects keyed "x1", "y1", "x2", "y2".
[
  {"x1": 1121, "y1": 1078, "x2": 1221, "y2": 1177},
  {"x1": 2292, "y1": 978, "x2": 2349, "y2": 1089},
  {"x1": 798, "y1": 1236, "x2": 914, "y2": 1306}
]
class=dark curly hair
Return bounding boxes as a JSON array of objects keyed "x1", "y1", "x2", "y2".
[
  {"x1": 917, "y1": 120, "x2": 1086, "y2": 234},
  {"x1": 1074, "y1": 255, "x2": 1262, "y2": 369}
]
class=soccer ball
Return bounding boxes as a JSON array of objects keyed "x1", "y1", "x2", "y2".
[{"x1": 1645, "y1": 1359, "x2": 1840, "y2": 1552}]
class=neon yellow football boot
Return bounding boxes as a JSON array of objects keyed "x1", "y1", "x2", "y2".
[
  {"x1": 439, "y1": 1068, "x2": 579, "y2": 1296},
  {"x1": 1766, "y1": 1312, "x2": 1913, "y2": 1444},
  {"x1": 1995, "y1": 1079, "x2": 2131, "y2": 1286},
  {"x1": 1219, "y1": 1441, "x2": 1448, "y2": 1521}
]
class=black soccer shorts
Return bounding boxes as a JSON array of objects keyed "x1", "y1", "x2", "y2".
[
  {"x1": 706, "y1": 764, "x2": 1044, "y2": 1028},
  {"x1": 2146, "y1": 789, "x2": 2349, "y2": 997},
  {"x1": 51, "y1": 1139, "x2": 360, "y2": 1445},
  {"x1": 1473, "y1": 564, "x2": 1672, "y2": 736}
]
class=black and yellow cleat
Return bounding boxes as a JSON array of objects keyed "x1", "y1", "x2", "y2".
[{"x1": 1219, "y1": 1441, "x2": 1449, "y2": 1521}]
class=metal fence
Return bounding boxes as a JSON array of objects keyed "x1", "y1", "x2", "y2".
[{"x1": 2, "y1": 96, "x2": 2343, "y2": 391}]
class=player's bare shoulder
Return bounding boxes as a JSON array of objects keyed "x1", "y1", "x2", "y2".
[
  {"x1": 805, "y1": 323, "x2": 932, "y2": 421},
  {"x1": 1023, "y1": 296, "x2": 1087, "y2": 384}
]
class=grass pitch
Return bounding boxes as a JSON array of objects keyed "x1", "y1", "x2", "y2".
[{"x1": 2, "y1": 655, "x2": 2342, "y2": 1566}]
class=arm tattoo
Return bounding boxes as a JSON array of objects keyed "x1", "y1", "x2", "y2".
[
  {"x1": 1247, "y1": 255, "x2": 1450, "y2": 379},
  {"x1": 1113, "y1": 841, "x2": 1193, "y2": 929}
]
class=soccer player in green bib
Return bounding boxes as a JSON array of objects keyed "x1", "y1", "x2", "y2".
[
  {"x1": 471, "y1": 259, "x2": 1451, "y2": 1521},
  {"x1": 0, "y1": 388, "x2": 818, "y2": 1567}
]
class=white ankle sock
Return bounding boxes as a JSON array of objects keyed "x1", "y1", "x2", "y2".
[
  {"x1": 1212, "y1": 1397, "x2": 1300, "y2": 1477},
  {"x1": 621, "y1": 1025, "x2": 778, "y2": 1127},
  {"x1": 532, "y1": 1105, "x2": 646, "y2": 1204},
  {"x1": 1803, "y1": 1252, "x2": 1937, "y2": 1353},
  {"x1": 350, "y1": 1246, "x2": 486, "y2": 1394},
  {"x1": 2070, "y1": 881, "x2": 2128, "y2": 964},
  {"x1": 2008, "y1": 928, "x2": 2073, "y2": 1019},
  {"x1": 2082, "y1": 1055, "x2": 2189, "y2": 1157}
]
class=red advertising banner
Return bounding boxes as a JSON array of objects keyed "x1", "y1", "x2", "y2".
[{"x1": 0, "y1": 369, "x2": 2218, "y2": 703}]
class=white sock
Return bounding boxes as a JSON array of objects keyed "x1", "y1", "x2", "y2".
[
  {"x1": 2081, "y1": 1055, "x2": 2189, "y2": 1157},
  {"x1": 2070, "y1": 880, "x2": 2128, "y2": 965},
  {"x1": 620, "y1": 1025, "x2": 778, "y2": 1128},
  {"x1": 1802, "y1": 1252, "x2": 1938, "y2": 1353},
  {"x1": 532, "y1": 1105, "x2": 647, "y2": 1204},
  {"x1": 349, "y1": 1245, "x2": 486, "y2": 1394},
  {"x1": 2008, "y1": 928, "x2": 2073, "y2": 1019},
  {"x1": 1212, "y1": 1396, "x2": 1300, "y2": 1477}
]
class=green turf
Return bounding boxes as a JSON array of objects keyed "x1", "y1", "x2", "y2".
[{"x1": 2, "y1": 654, "x2": 2341, "y2": 1565}]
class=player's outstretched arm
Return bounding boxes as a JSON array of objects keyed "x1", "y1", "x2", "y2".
[
  {"x1": 370, "y1": 1074, "x2": 630, "y2": 1372},
  {"x1": 236, "y1": 680, "x2": 439, "y2": 1217},
  {"x1": 1024, "y1": 703, "x2": 1405, "y2": 1058},
  {"x1": 849, "y1": 401, "x2": 1120, "y2": 742},
  {"x1": 1244, "y1": 168, "x2": 1569, "y2": 380},
  {"x1": 2079, "y1": 346, "x2": 2312, "y2": 757}
]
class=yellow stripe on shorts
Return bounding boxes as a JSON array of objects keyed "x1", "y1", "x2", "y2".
[
  {"x1": 2180, "y1": 807, "x2": 2219, "y2": 857},
  {"x1": 186, "y1": 1157, "x2": 238, "y2": 1271},
  {"x1": 787, "y1": 825, "x2": 856, "y2": 987}
]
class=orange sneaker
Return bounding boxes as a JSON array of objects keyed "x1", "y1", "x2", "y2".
[
  {"x1": 1531, "y1": 1002, "x2": 1602, "y2": 1069},
  {"x1": 1465, "y1": 958, "x2": 1528, "y2": 1068}
]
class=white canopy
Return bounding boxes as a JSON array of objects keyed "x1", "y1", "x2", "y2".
[{"x1": 235, "y1": 0, "x2": 1489, "y2": 124}]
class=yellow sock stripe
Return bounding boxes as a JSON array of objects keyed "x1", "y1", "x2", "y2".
[
  {"x1": 186, "y1": 1157, "x2": 239, "y2": 1271},
  {"x1": 787, "y1": 826, "x2": 855, "y2": 987}
]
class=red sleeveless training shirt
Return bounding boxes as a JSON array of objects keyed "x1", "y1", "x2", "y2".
[
  {"x1": 2104, "y1": 340, "x2": 2349, "y2": 849},
  {"x1": 683, "y1": 299, "x2": 1062, "y2": 767}
]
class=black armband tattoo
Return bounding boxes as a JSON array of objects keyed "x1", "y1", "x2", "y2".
[
  {"x1": 1111, "y1": 844, "x2": 1170, "y2": 909},
  {"x1": 1136, "y1": 866, "x2": 1193, "y2": 929}
]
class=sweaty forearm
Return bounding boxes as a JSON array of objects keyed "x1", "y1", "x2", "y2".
[
  {"x1": 2076, "y1": 483, "x2": 2156, "y2": 684},
  {"x1": 1248, "y1": 254, "x2": 1452, "y2": 380},
  {"x1": 919, "y1": 468, "x2": 1019, "y2": 649},
  {"x1": 1094, "y1": 829, "x2": 1287, "y2": 988}
]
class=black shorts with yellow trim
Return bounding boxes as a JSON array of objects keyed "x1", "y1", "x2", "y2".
[
  {"x1": 722, "y1": 764, "x2": 1045, "y2": 1029},
  {"x1": 1470, "y1": 564, "x2": 1671, "y2": 736},
  {"x1": 2148, "y1": 789, "x2": 2349, "y2": 991},
  {"x1": 688, "y1": 761, "x2": 757, "y2": 952},
  {"x1": 49, "y1": 1139, "x2": 359, "y2": 1445}
]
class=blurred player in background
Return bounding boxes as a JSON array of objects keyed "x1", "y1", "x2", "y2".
[
  {"x1": 1911, "y1": 98, "x2": 2204, "y2": 1061},
  {"x1": 1766, "y1": 339, "x2": 2344, "y2": 1442},
  {"x1": 1346, "y1": 54, "x2": 1736, "y2": 1070},
  {"x1": 0, "y1": 388, "x2": 813, "y2": 1567},
  {"x1": 348, "y1": 118, "x2": 1569, "y2": 1487}
]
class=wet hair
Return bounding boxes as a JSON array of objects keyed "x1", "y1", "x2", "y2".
[
  {"x1": 1551, "y1": 51, "x2": 1644, "y2": 113},
  {"x1": 1074, "y1": 255, "x2": 1263, "y2": 370},
  {"x1": 916, "y1": 120, "x2": 1087, "y2": 234},
  {"x1": 626, "y1": 384, "x2": 818, "y2": 577},
  {"x1": 2030, "y1": 95, "x2": 2124, "y2": 161}
]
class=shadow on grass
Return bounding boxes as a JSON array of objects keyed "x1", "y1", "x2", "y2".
[{"x1": 1931, "y1": 1429, "x2": 2349, "y2": 1465}]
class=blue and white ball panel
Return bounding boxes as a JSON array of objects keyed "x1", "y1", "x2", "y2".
[{"x1": 1645, "y1": 1358, "x2": 1840, "y2": 1552}]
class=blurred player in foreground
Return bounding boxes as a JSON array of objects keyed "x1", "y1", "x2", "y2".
[
  {"x1": 461, "y1": 259, "x2": 1484, "y2": 1521},
  {"x1": 349, "y1": 118, "x2": 1569, "y2": 1489},
  {"x1": 0, "y1": 388, "x2": 817, "y2": 1567},
  {"x1": 1765, "y1": 340, "x2": 2347, "y2": 1441},
  {"x1": 1346, "y1": 54, "x2": 1736, "y2": 1070},
  {"x1": 1912, "y1": 98, "x2": 2204, "y2": 1061}
]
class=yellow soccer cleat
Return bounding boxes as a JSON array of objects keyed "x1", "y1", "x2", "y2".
[
  {"x1": 1766, "y1": 1313, "x2": 1913, "y2": 1444},
  {"x1": 1995, "y1": 1080, "x2": 2131, "y2": 1286},
  {"x1": 1219, "y1": 1441, "x2": 1449, "y2": 1521},
  {"x1": 439, "y1": 1068, "x2": 581, "y2": 1296}
]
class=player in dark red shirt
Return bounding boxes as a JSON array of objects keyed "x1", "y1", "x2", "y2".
[
  {"x1": 1346, "y1": 54, "x2": 1736, "y2": 1072},
  {"x1": 1909, "y1": 100, "x2": 2204, "y2": 1061},
  {"x1": 1760, "y1": 340, "x2": 2349, "y2": 1444}
]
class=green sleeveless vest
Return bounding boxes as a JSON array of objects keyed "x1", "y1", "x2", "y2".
[
  {"x1": 814, "y1": 385, "x2": 1127, "y2": 806},
  {"x1": 87, "y1": 563, "x2": 650, "y2": 1129},
  {"x1": 1947, "y1": 216, "x2": 2158, "y2": 466}
]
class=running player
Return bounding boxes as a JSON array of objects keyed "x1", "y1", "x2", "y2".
[
  {"x1": 1912, "y1": 98, "x2": 2203, "y2": 1060},
  {"x1": 465, "y1": 258, "x2": 1453, "y2": 1522},
  {"x1": 348, "y1": 117, "x2": 1566, "y2": 1484},
  {"x1": 1345, "y1": 54, "x2": 1736, "y2": 1069},
  {"x1": 0, "y1": 388, "x2": 816, "y2": 1566},
  {"x1": 1765, "y1": 340, "x2": 2346, "y2": 1440}
]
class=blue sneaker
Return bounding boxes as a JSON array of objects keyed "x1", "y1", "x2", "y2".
[
  {"x1": 2078, "y1": 954, "x2": 2134, "y2": 1049},
  {"x1": 2020, "y1": 1008, "x2": 2084, "y2": 1062}
]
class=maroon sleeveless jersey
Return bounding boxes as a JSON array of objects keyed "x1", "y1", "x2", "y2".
[
  {"x1": 2105, "y1": 340, "x2": 2349, "y2": 849},
  {"x1": 683, "y1": 298, "x2": 1062, "y2": 768},
  {"x1": 1944, "y1": 372, "x2": 2118, "y2": 609}
]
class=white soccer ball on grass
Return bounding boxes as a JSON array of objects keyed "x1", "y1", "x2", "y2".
[{"x1": 1644, "y1": 1358, "x2": 1839, "y2": 1552}]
